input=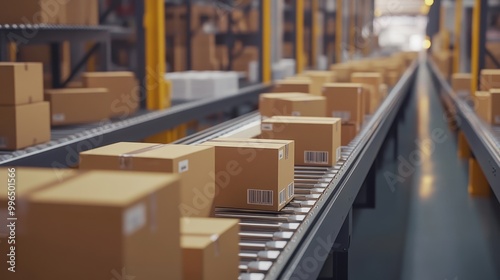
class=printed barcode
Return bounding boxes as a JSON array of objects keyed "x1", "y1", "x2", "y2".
[
  {"x1": 279, "y1": 189, "x2": 286, "y2": 205},
  {"x1": 287, "y1": 182, "x2": 294, "y2": 199},
  {"x1": 247, "y1": 189, "x2": 274, "y2": 206},
  {"x1": 0, "y1": 137, "x2": 6, "y2": 148},
  {"x1": 304, "y1": 151, "x2": 329, "y2": 164},
  {"x1": 261, "y1": 123, "x2": 273, "y2": 131}
]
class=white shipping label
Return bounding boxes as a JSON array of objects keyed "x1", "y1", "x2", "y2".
[
  {"x1": 52, "y1": 113, "x2": 65, "y2": 122},
  {"x1": 261, "y1": 123, "x2": 273, "y2": 131},
  {"x1": 0, "y1": 137, "x2": 7, "y2": 148},
  {"x1": 291, "y1": 111, "x2": 301, "y2": 116},
  {"x1": 332, "y1": 111, "x2": 351, "y2": 122},
  {"x1": 123, "y1": 203, "x2": 146, "y2": 236},
  {"x1": 304, "y1": 151, "x2": 329, "y2": 164},
  {"x1": 287, "y1": 182, "x2": 295, "y2": 199},
  {"x1": 178, "y1": 159, "x2": 189, "y2": 173},
  {"x1": 279, "y1": 149, "x2": 284, "y2": 160},
  {"x1": 247, "y1": 189, "x2": 274, "y2": 206},
  {"x1": 495, "y1": 115, "x2": 500, "y2": 124},
  {"x1": 279, "y1": 189, "x2": 286, "y2": 205},
  {"x1": 336, "y1": 147, "x2": 341, "y2": 161}
]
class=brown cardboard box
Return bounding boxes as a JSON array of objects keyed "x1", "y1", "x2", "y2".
[
  {"x1": 341, "y1": 123, "x2": 359, "y2": 146},
  {"x1": 0, "y1": 102, "x2": 50, "y2": 150},
  {"x1": 273, "y1": 80, "x2": 312, "y2": 94},
  {"x1": 259, "y1": 92, "x2": 309, "y2": 118},
  {"x1": 181, "y1": 218, "x2": 240, "y2": 280},
  {"x1": 44, "y1": 88, "x2": 110, "y2": 126},
  {"x1": 261, "y1": 116, "x2": 342, "y2": 166},
  {"x1": 0, "y1": 62, "x2": 44, "y2": 105},
  {"x1": 474, "y1": 91, "x2": 491, "y2": 123},
  {"x1": 82, "y1": 72, "x2": 140, "y2": 118},
  {"x1": 303, "y1": 71, "x2": 336, "y2": 95},
  {"x1": 323, "y1": 83, "x2": 364, "y2": 127},
  {"x1": 330, "y1": 64, "x2": 352, "y2": 82},
  {"x1": 0, "y1": 167, "x2": 78, "y2": 280},
  {"x1": 65, "y1": 0, "x2": 99, "y2": 25},
  {"x1": 387, "y1": 71, "x2": 400, "y2": 87},
  {"x1": 479, "y1": 69, "x2": 500, "y2": 91},
  {"x1": 79, "y1": 143, "x2": 216, "y2": 217},
  {"x1": 452, "y1": 73, "x2": 472, "y2": 93},
  {"x1": 351, "y1": 73, "x2": 383, "y2": 114},
  {"x1": 24, "y1": 170, "x2": 181, "y2": 279},
  {"x1": 361, "y1": 85, "x2": 372, "y2": 115},
  {"x1": 200, "y1": 138, "x2": 295, "y2": 211},
  {"x1": 259, "y1": 95, "x2": 327, "y2": 118},
  {"x1": 0, "y1": 0, "x2": 66, "y2": 24},
  {"x1": 490, "y1": 89, "x2": 500, "y2": 125}
]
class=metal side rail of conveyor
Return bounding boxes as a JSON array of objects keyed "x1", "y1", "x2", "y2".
[
  {"x1": 175, "y1": 61, "x2": 419, "y2": 280},
  {"x1": 427, "y1": 58, "x2": 500, "y2": 201}
]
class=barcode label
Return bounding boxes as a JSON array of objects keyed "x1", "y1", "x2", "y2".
[
  {"x1": 495, "y1": 115, "x2": 500, "y2": 124},
  {"x1": 178, "y1": 159, "x2": 189, "y2": 173},
  {"x1": 304, "y1": 151, "x2": 329, "y2": 164},
  {"x1": 336, "y1": 147, "x2": 341, "y2": 161},
  {"x1": 279, "y1": 149, "x2": 284, "y2": 160},
  {"x1": 279, "y1": 189, "x2": 286, "y2": 205},
  {"x1": 247, "y1": 189, "x2": 273, "y2": 206},
  {"x1": 52, "y1": 113, "x2": 65, "y2": 122},
  {"x1": 123, "y1": 203, "x2": 146, "y2": 236},
  {"x1": 287, "y1": 182, "x2": 294, "y2": 199},
  {"x1": 0, "y1": 137, "x2": 6, "y2": 148},
  {"x1": 291, "y1": 111, "x2": 301, "y2": 116},
  {"x1": 261, "y1": 123, "x2": 273, "y2": 131},
  {"x1": 332, "y1": 111, "x2": 351, "y2": 122}
]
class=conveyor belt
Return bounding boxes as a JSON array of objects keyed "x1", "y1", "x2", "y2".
[
  {"x1": 427, "y1": 59, "x2": 500, "y2": 201},
  {"x1": 176, "y1": 61, "x2": 419, "y2": 279}
]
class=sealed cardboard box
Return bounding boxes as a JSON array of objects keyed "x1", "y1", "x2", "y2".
[
  {"x1": 200, "y1": 138, "x2": 295, "y2": 211},
  {"x1": 342, "y1": 123, "x2": 359, "y2": 146},
  {"x1": 181, "y1": 218, "x2": 240, "y2": 280},
  {"x1": 479, "y1": 69, "x2": 500, "y2": 90},
  {"x1": 451, "y1": 73, "x2": 472, "y2": 93},
  {"x1": 351, "y1": 72, "x2": 384, "y2": 112},
  {"x1": 259, "y1": 92, "x2": 309, "y2": 118},
  {"x1": 80, "y1": 143, "x2": 216, "y2": 217},
  {"x1": 24, "y1": 170, "x2": 181, "y2": 279},
  {"x1": 261, "y1": 116, "x2": 342, "y2": 166},
  {"x1": 491, "y1": 89, "x2": 500, "y2": 125},
  {"x1": 273, "y1": 80, "x2": 312, "y2": 94},
  {"x1": 361, "y1": 84, "x2": 376, "y2": 114},
  {"x1": 0, "y1": 168, "x2": 77, "y2": 280},
  {"x1": 44, "y1": 88, "x2": 110, "y2": 126},
  {"x1": 259, "y1": 95, "x2": 326, "y2": 118},
  {"x1": 65, "y1": 0, "x2": 99, "y2": 25},
  {"x1": 386, "y1": 71, "x2": 400, "y2": 87},
  {"x1": 0, "y1": 0, "x2": 66, "y2": 24},
  {"x1": 330, "y1": 64, "x2": 353, "y2": 82},
  {"x1": 0, "y1": 102, "x2": 50, "y2": 150},
  {"x1": 82, "y1": 72, "x2": 140, "y2": 118},
  {"x1": 303, "y1": 71, "x2": 336, "y2": 95},
  {"x1": 475, "y1": 91, "x2": 491, "y2": 123},
  {"x1": 323, "y1": 83, "x2": 364, "y2": 127},
  {"x1": 0, "y1": 63, "x2": 44, "y2": 105}
]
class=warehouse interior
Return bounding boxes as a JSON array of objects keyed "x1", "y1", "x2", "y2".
[{"x1": 0, "y1": 0, "x2": 499, "y2": 280}]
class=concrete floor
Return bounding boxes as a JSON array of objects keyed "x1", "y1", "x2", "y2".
[{"x1": 349, "y1": 59, "x2": 500, "y2": 280}]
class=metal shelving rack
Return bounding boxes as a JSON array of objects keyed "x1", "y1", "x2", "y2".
[
  {"x1": 176, "y1": 60, "x2": 419, "y2": 279},
  {"x1": 427, "y1": 58, "x2": 500, "y2": 201}
]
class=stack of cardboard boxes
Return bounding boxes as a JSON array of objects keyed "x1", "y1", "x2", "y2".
[{"x1": 0, "y1": 63, "x2": 50, "y2": 150}]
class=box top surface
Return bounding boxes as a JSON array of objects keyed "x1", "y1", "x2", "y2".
[
  {"x1": 323, "y1": 83, "x2": 364, "y2": 89},
  {"x1": 481, "y1": 69, "x2": 500, "y2": 75},
  {"x1": 351, "y1": 72, "x2": 383, "y2": 78},
  {"x1": 44, "y1": 88, "x2": 108, "y2": 95},
  {"x1": 0, "y1": 62, "x2": 42, "y2": 68},
  {"x1": 452, "y1": 73, "x2": 472, "y2": 78},
  {"x1": 181, "y1": 217, "x2": 238, "y2": 235},
  {"x1": 276, "y1": 80, "x2": 312, "y2": 85},
  {"x1": 181, "y1": 235, "x2": 213, "y2": 249},
  {"x1": 82, "y1": 71, "x2": 135, "y2": 78},
  {"x1": 80, "y1": 142, "x2": 212, "y2": 159},
  {"x1": 0, "y1": 168, "x2": 77, "y2": 199},
  {"x1": 30, "y1": 171, "x2": 179, "y2": 206},
  {"x1": 260, "y1": 93, "x2": 308, "y2": 99},
  {"x1": 202, "y1": 139, "x2": 290, "y2": 149},
  {"x1": 285, "y1": 76, "x2": 311, "y2": 81},
  {"x1": 280, "y1": 96, "x2": 325, "y2": 101},
  {"x1": 489, "y1": 89, "x2": 500, "y2": 95},
  {"x1": 264, "y1": 116, "x2": 340, "y2": 124}
]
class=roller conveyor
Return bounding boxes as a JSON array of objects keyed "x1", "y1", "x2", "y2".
[{"x1": 175, "y1": 62, "x2": 419, "y2": 279}]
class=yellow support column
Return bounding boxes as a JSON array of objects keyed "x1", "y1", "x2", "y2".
[
  {"x1": 144, "y1": 0, "x2": 173, "y2": 143},
  {"x1": 470, "y1": 0, "x2": 483, "y2": 94},
  {"x1": 296, "y1": 0, "x2": 305, "y2": 74},
  {"x1": 468, "y1": 158, "x2": 491, "y2": 196},
  {"x1": 311, "y1": 0, "x2": 319, "y2": 69},
  {"x1": 262, "y1": 0, "x2": 271, "y2": 82},
  {"x1": 453, "y1": 0, "x2": 463, "y2": 73},
  {"x1": 457, "y1": 131, "x2": 471, "y2": 159},
  {"x1": 335, "y1": 0, "x2": 343, "y2": 63}
]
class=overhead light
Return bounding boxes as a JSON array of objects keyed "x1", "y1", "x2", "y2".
[
  {"x1": 425, "y1": 0, "x2": 434, "y2": 6},
  {"x1": 374, "y1": 8, "x2": 382, "y2": 17},
  {"x1": 423, "y1": 38, "x2": 432, "y2": 49}
]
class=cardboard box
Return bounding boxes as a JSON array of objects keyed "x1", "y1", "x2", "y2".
[
  {"x1": 387, "y1": 71, "x2": 400, "y2": 87},
  {"x1": 479, "y1": 69, "x2": 500, "y2": 91},
  {"x1": 452, "y1": 73, "x2": 472, "y2": 93},
  {"x1": 475, "y1": 91, "x2": 491, "y2": 123},
  {"x1": 323, "y1": 83, "x2": 364, "y2": 127},
  {"x1": 341, "y1": 123, "x2": 359, "y2": 146},
  {"x1": 330, "y1": 64, "x2": 353, "y2": 82},
  {"x1": 79, "y1": 143, "x2": 216, "y2": 217},
  {"x1": 64, "y1": 0, "x2": 99, "y2": 25},
  {"x1": 259, "y1": 95, "x2": 327, "y2": 118},
  {"x1": 23, "y1": 170, "x2": 181, "y2": 279},
  {"x1": 490, "y1": 89, "x2": 500, "y2": 125},
  {"x1": 0, "y1": 167, "x2": 78, "y2": 280},
  {"x1": 0, "y1": 63, "x2": 44, "y2": 105},
  {"x1": 352, "y1": 73, "x2": 383, "y2": 114},
  {"x1": 0, "y1": 0, "x2": 66, "y2": 24},
  {"x1": 273, "y1": 80, "x2": 312, "y2": 94},
  {"x1": 44, "y1": 88, "x2": 110, "y2": 126},
  {"x1": 82, "y1": 72, "x2": 140, "y2": 118},
  {"x1": 303, "y1": 71, "x2": 336, "y2": 95},
  {"x1": 181, "y1": 218, "x2": 240, "y2": 280},
  {"x1": 0, "y1": 102, "x2": 50, "y2": 150},
  {"x1": 259, "y1": 92, "x2": 309, "y2": 118},
  {"x1": 261, "y1": 116, "x2": 342, "y2": 166},
  {"x1": 200, "y1": 138, "x2": 295, "y2": 211}
]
